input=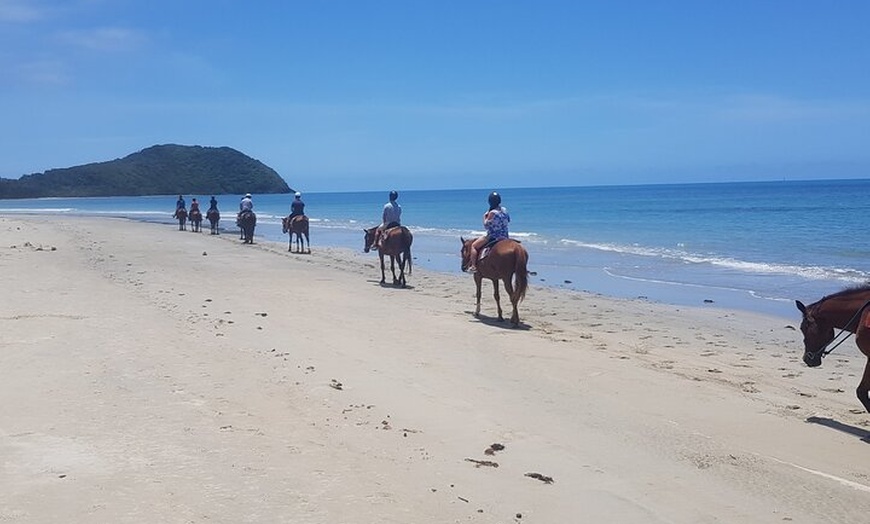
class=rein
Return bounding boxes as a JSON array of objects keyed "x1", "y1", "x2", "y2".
[{"x1": 809, "y1": 300, "x2": 870, "y2": 359}]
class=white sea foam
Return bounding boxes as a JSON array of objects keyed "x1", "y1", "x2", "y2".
[{"x1": 563, "y1": 239, "x2": 869, "y2": 283}]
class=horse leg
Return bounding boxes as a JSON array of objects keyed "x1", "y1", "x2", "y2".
[
  {"x1": 390, "y1": 255, "x2": 399, "y2": 285},
  {"x1": 855, "y1": 326, "x2": 870, "y2": 412},
  {"x1": 491, "y1": 278, "x2": 504, "y2": 321},
  {"x1": 305, "y1": 233, "x2": 310, "y2": 254},
  {"x1": 397, "y1": 253, "x2": 406, "y2": 287},
  {"x1": 857, "y1": 359, "x2": 870, "y2": 413},
  {"x1": 473, "y1": 273, "x2": 483, "y2": 317},
  {"x1": 378, "y1": 253, "x2": 387, "y2": 284},
  {"x1": 502, "y1": 274, "x2": 519, "y2": 326}
]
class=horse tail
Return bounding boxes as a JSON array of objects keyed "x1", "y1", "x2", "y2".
[
  {"x1": 405, "y1": 228, "x2": 413, "y2": 275},
  {"x1": 513, "y1": 244, "x2": 528, "y2": 303}
]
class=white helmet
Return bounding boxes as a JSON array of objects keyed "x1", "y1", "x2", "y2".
[
  {"x1": 245, "y1": 193, "x2": 252, "y2": 198},
  {"x1": 295, "y1": 192, "x2": 301, "y2": 197}
]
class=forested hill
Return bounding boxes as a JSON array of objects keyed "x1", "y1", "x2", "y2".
[{"x1": 0, "y1": 144, "x2": 292, "y2": 198}]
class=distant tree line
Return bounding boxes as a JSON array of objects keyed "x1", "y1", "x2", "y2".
[{"x1": 0, "y1": 144, "x2": 292, "y2": 199}]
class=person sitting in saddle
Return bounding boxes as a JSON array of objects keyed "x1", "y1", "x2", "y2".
[
  {"x1": 237, "y1": 192, "x2": 253, "y2": 220},
  {"x1": 374, "y1": 190, "x2": 402, "y2": 250},
  {"x1": 288, "y1": 192, "x2": 305, "y2": 221},
  {"x1": 190, "y1": 198, "x2": 200, "y2": 214},
  {"x1": 468, "y1": 191, "x2": 510, "y2": 273},
  {"x1": 176, "y1": 194, "x2": 186, "y2": 211},
  {"x1": 208, "y1": 196, "x2": 218, "y2": 211}
]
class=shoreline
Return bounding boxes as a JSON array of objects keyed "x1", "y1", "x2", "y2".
[{"x1": 2, "y1": 214, "x2": 870, "y2": 522}]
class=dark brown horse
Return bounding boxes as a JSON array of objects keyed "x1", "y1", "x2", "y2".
[
  {"x1": 189, "y1": 209, "x2": 203, "y2": 233},
  {"x1": 363, "y1": 226, "x2": 413, "y2": 287},
  {"x1": 460, "y1": 238, "x2": 529, "y2": 327},
  {"x1": 173, "y1": 208, "x2": 187, "y2": 231},
  {"x1": 282, "y1": 215, "x2": 310, "y2": 253},
  {"x1": 206, "y1": 208, "x2": 220, "y2": 235},
  {"x1": 796, "y1": 286, "x2": 870, "y2": 413},
  {"x1": 237, "y1": 210, "x2": 256, "y2": 244}
]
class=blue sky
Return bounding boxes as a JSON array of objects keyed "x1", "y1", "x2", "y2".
[{"x1": 1, "y1": 0, "x2": 868, "y2": 191}]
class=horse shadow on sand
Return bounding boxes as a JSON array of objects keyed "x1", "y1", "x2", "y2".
[
  {"x1": 463, "y1": 310, "x2": 531, "y2": 331},
  {"x1": 806, "y1": 416, "x2": 870, "y2": 444},
  {"x1": 365, "y1": 279, "x2": 415, "y2": 291}
]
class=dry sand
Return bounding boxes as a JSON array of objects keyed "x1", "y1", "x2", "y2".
[{"x1": 1, "y1": 215, "x2": 869, "y2": 523}]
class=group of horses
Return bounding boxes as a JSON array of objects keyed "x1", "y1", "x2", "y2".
[
  {"x1": 173, "y1": 206, "x2": 307, "y2": 250},
  {"x1": 173, "y1": 207, "x2": 220, "y2": 235},
  {"x1": 361, "y1": 225, "x2": 529, "y2": 328},
  {"x1": 178, "y1": 203, "x2": 869, "y2": 413}
]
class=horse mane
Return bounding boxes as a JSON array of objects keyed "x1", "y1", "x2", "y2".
[{"x1": 817, "y1": 283, "x2": 870, "y2": 305}]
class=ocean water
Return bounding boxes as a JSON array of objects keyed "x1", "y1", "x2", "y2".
[{"x1": 2, "y1": 180, "x2": 869, "y2": 320}]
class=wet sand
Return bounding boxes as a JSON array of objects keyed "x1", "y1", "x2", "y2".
[{"x1": 2, "y1": 215, "x2": 869, "y2": 523}]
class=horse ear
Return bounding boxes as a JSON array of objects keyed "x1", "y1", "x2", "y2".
[
  {"x1": 460, "y1": 236, "x2": 465, "y2": 243},
  {"x1": 795, "y1": 300, "x2": 807, "y2": 315}
]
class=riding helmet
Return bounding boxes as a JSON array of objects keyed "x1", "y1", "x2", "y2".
[
  {"x1": 389, "y1": 190, "x2": 399, "y2": 201},
  {"x1": 295, "y1": 192, "x2": 302, "y2": 197},
  {"x1": 488, "y1": 191, "x2": 501, "y2": 207}
]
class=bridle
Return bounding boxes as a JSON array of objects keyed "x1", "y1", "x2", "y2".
[{"x1": 805, "y1": 300, "x2": 870, "y2": 361}]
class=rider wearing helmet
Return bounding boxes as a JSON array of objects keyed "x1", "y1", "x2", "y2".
[
  {"x1": 288, "y1": 191, "x2": 305, "y2": 221},
  {"x1": 239, "y1": 193, "x2": 253, "y2": 213},
  {"x1": 374, "y1": 190, "x2": 402, "y2": 250},
  {"x1": 468, "y1": 191, "x2": 510, "y2": 273}
]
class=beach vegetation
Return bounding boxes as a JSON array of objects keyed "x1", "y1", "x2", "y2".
[{"x1": 0, "y1": 144, "x2": 292, "y2": 198}]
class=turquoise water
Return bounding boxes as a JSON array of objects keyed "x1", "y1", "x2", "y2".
[{"x1": 3, "y1": 180, "x2": 869, "y2": 320}]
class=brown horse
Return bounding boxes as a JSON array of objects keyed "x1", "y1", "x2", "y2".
[
  {"x1": 206, "y1": 208, "x2": 220, "y2": 235},
  {"x1": 237, "y1": 210, "x2": 256, "y2": 244},
  {"x1": 282, "y1": 215, "x2": 310, "y2": 253},
  {"x1": 189, "y1": 209, "x2": 203, "y2": 233},
  {"x1": 460, "y1": 237, "x2": 529, "y2": 327},
  {"x1": 796, "y1": 286, "x2": 870, "y2": 413},
  {"x1": 363, "y1": 226, "x2": 413, "y2": 287},
  {"x1": 173, "y1": 208, "x2": 187, "y2": 230}
]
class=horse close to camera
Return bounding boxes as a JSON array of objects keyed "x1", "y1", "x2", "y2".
[{"x1": 796, "y1": 286, "x2": 870, "y2": 413}]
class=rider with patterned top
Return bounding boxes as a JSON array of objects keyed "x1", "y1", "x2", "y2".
[{"x1": 468, "y1": 191, "x2": 510, "y2": 273}]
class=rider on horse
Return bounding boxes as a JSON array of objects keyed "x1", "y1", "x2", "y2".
[
  {"x1": 468, "y1": 191, "x2": 510, "y2": 274},
  {"x1": 190, "y1": 198, "x2": 200, "y2": 214},
  {"x1": 288, "y1": 192, "x2": 305, "y2": 222},
  {"x1": 374, "y1": 190, "x2": 402, "y2": 250},
  {"x1": 209, "y1": 196, "x2": 218, "y2": 212}
]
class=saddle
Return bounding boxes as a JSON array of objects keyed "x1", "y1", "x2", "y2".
[{"x1": 479, "y1": 238, "x2": 508, "y2": 263}]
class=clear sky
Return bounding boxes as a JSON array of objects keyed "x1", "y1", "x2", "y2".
[{"x1": 2, "y1": 0, "x2": 868, "y2": 191}]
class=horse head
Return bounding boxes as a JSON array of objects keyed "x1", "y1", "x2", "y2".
[
  {"x1": 282, "y1": 216, "x2": 290, "y2": 234},
  {"x1": 459, "y1": 237, "x2": 472, "y2": 272},
  {"x1": 363, "y1": 227, "x2": 376, "y2": 253},
  {"x1": 796, "y1": 300, "x2": 835, "y2": 367}
]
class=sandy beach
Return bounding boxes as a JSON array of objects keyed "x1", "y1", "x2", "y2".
[{"x1": 2, "y1": 215, "x2": 869, "y2": 523}]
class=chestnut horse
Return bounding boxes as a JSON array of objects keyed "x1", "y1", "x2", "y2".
[
  {"x1": 173, "y1": 208, "x2": 187, "y2": 230},
  {"x1": 460, "y1": 238, "x2": 529, "y2": 327},
  {"x1": 206, "y1": 208, "x2": 220, "y2": 235},
  {"x1": 363, "y1": 226, "x2": 413, "y2": 287},
  {"x1": 282, "y1": 215, "x2": 310, "y2": 253},
  {"x1": 189, "y1": 209, "x2": 203, "y2": 233},
  {"x1": 237, "y1": 210, "x2": 256, "y2": 244},
  {"x1": 796, "y1": 285, "x2": 870, "y2": 413}
]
